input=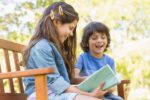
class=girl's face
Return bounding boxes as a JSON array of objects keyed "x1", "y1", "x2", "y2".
[
  {"x1": 88, "y1": 32, "x2": 108, "y2": 57},
  {"x1": 54, "y1": 20, "x2": 78, "y2": 43}
]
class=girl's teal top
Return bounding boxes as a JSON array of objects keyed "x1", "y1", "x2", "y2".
[{"x1": 24, "y1": 39, "x2": 71, "y2": 96}]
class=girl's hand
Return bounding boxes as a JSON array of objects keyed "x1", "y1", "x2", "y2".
[
  {"x1": 90, "y1": 82, "x2": 108, "y2": 98},
  {"x1": 107, "y1": 87, "x2": 115, "y2": 93}
]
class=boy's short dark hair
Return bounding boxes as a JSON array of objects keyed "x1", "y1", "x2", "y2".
[{"x1": 80, "y1": 21, "x2": 110, "y2": 52}]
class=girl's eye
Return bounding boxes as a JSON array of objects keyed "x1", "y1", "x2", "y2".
[{"x1": 69, "y1": 27, "x2": 74, "y2": 31}]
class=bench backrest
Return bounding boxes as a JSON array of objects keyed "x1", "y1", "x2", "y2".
[{"x1": 0, "y1": 39, "x2": 27, "y2": 100}]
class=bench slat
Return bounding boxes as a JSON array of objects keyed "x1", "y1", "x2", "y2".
[
  {"x1": 13, "y1": 51, "x2": 24, "y2": 93},
  {"x1": 4, "y1": 49, "x2": 15, "y2": 93}
]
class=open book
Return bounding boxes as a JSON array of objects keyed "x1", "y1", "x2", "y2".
[{"x1": 77, "y1": 64, "x2": 121, "y2": 92}]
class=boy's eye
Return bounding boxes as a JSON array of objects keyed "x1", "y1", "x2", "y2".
[
  {"x1": 101, "y1": 35, "x2": 106, "y2": 39},
  {"x1": 102, "y1": 36, "x2": 106, "y2": 39},
  {"x1": 91, "y1": 36, "x2": 97, "y2": 40}
]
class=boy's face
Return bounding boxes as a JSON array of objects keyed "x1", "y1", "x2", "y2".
[
  {"x1": 54, "y1": 20, "x2": 78, "y2": 43},
  {"x1": 88, "y1": 32, "x2": 108, "y2": 57}
]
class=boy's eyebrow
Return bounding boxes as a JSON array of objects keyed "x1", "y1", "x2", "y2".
[
  {"x1": 92, "y1": 33, "x2": 99, "y2": 36},
  {"x1": 91, "y1": 34, "x2": 97, "y2": 37}
]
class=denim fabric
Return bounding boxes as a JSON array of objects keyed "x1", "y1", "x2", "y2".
[
  {"x1": 104, "y1": 93, "x2": 123, "y2": 100},
  {"x1": 24, "y1": 39, "x2": 71, "y2": 96},
  {"x1": 27, "y1": 90, "x2": 78, "y2": 100}
]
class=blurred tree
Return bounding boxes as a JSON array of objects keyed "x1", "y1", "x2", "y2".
[
  {"x1": 0, "y1": 0, "x2": 63, "y2": 43},
  {"x1": 64, "y1": 0, "x2": 150, "y2": 99},
  {"x1": 0, "y1": 0, "x2": 150, "y2": 99}
]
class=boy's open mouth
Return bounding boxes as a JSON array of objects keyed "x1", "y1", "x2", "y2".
[{"x1": 95, "y1": 44, "x2": 104, "y2": 49}]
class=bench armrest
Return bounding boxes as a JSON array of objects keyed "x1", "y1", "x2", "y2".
[
  {"x1": 0, "y1": 67, "x2": 55, "y2": 100},
  {"x1": 0, "y1": 67, "x2": 54, "y2": 79},
  {"x1": 117, "y1": 79, "x2": 130, "y2": 99},
  {"x1": 120, "y1": 80, "x2": 130, "y2": 84}
]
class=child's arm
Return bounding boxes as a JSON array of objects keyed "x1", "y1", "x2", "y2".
[
  {"x1": 72, "y1": 77, "x2": 85, "y2": 84},
  {"x1": 65, "y1": 83, "x2": 108, "y2": 98},
  {"x1": 72, "y1": 68, "x2": 87, "y2": 84},
  {"x1": 75, "y1": 68, "x2": 81, "y2": 77},
  {"x1": 75, "y1": 68, "x2": 87, "y2": 78}
]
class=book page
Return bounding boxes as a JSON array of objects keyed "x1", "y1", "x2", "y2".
[{"x1": 77, "y1": 65, "x2": 121, "y2": 92}]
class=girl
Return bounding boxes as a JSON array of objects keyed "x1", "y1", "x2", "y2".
[
  {"x1": 23, "y1": 2, "x2": 108, "y2": 100},
  {"x1": 75, "y1": 22, "x2": 123, "y2": 100}
]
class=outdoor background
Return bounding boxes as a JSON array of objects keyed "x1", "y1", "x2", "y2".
[{"x1": 0, "y1": 0, "x2": 150, "y2": 99}]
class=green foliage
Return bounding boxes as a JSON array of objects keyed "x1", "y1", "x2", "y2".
[
  {"x1": 22, "y1": 2, "x2": 34, "y2": 9},
  {"x1": 114, "y1": 41, "x2": 150, "y2": 88},
  {"x1": 36, "y1": 0, "x2": 62, "y2": 8},
  {"x1": 0, "y1": 0, "x2": 63, "y2": 43},
  {"x1": 7, "y1": 31, "x2": 30, "y2": 43}
]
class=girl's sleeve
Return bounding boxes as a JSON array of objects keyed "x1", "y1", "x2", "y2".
[
  {"x1": 75, "y1": 55, "x2": 83, "y2": 70},
  {"x1": 29, "y1": 46, "x2": 70, "y2": 94}
]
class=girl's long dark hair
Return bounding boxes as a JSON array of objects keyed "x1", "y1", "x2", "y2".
[{"x1": 23, "y1": 2, "x2": 79, "y2": 81}]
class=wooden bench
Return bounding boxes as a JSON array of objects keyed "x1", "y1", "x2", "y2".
[{"x1": 0, "y1": 39, "x2": 130, "y2": 100}]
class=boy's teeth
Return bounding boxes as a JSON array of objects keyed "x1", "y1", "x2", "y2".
[
  {"x1": 96, "y1": 45, "x2": 102, "y2": 47},
  {"x1": 96, "y1": 45, "x2": 102, "y2": 48}
]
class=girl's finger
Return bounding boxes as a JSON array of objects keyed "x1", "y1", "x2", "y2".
[{"x1": 98, "y1": 82, "x2": 105, "y2": 90}]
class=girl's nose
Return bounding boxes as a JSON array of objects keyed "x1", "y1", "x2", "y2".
[{"x1": 69, "y1": 32, "x2": 73, "y2": 36}]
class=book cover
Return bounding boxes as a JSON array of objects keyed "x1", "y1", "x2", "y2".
[{"x1": 77, "y1": 64, "x2": 121, "y2": 92}]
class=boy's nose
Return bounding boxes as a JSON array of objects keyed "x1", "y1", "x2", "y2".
[{"x1": 97, "y1": 37, "x2": 102, "y2": 42}]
